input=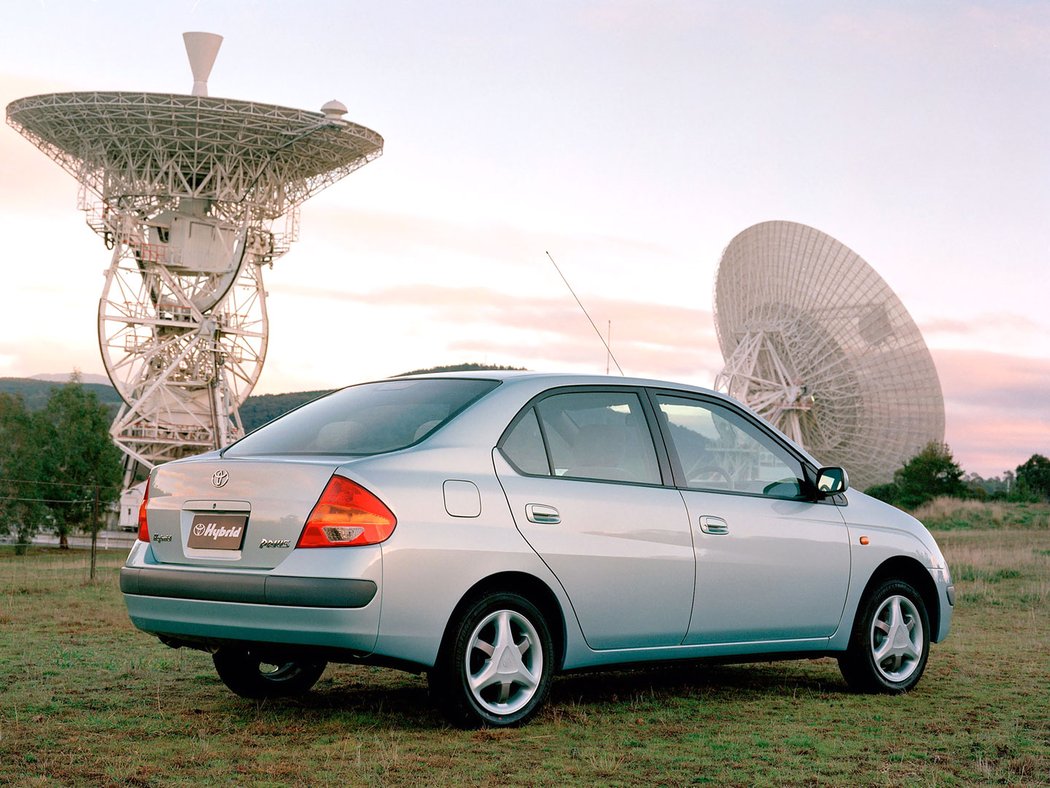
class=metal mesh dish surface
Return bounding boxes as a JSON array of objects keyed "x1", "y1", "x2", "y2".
[{"x1": 714, "y1": 220, "x2": 944, "y2": 489}]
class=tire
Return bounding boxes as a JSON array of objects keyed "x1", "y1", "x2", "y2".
[
  {"x1": 430, "y1": 592, "x2": 554, "y2": 728},
  {"x1": 839, "y1": 578, "x2": 930, "y2": 693},
  {"x1": 212, "y1": 646, "x2": 327, "y2": 699}
]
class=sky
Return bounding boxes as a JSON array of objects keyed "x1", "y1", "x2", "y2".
[{"x1": 1, "y1": 1, "x2": 1048, "y2": 479}]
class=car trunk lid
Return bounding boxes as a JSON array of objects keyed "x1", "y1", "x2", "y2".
[{"x1": 144, "y1": 457, "x2": 342, "y2": 569}]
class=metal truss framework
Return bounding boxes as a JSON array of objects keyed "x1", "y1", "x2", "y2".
[
  {"x1": 7, "y1": 91, "x2": 383, "y2": 484},
  {"x1": 713, "y1": 221, "x2": 944, "y2": 490}
]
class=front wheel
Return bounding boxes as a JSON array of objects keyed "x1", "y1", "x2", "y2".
[
  {"x1": 839, "y1": 579, "x2": 930, "y2": 693},
  {"x1": 212, "y1": 646, "x2": 327, "y2": 699},
  {"x1": 430, "y1": 592, "x2": 554, "y2": 728}
]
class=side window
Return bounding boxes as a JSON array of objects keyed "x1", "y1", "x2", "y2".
[
  {"x1": 500, "y1": 408, "x2": 551, "y2": 475},
  {"x1": 655, "y1": 394, "x2": 806, "y2": 499},
  {"x1": 535, "y1": 391, "x2": 660, "y2": 484}
]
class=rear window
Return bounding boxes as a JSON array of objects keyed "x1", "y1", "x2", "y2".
[{"x1": 223, "y1": 378, "x2": 499, "y2": 457}]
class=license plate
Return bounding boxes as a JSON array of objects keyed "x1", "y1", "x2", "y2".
[{"x1": 188, "y1": 513, "x2": 248, "y2": 550}]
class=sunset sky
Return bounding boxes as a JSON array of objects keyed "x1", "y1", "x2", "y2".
[{"x1": 1, "y1": 1, "x2": 1048, "y2": 479}]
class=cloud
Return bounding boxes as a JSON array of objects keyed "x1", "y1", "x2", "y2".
[
  {"x1": 935, "y1": 348, "x2": 1050, "y2": 413},
  {"x1": 780, "y1": 3, "x2": 1050, "y2": 59},
  {"x1": 270, "y1": 280, "x2": 722, "y2": 382},
  {"x1": 0, "y1": 338, "x2": 106, "y2": 382},
  {"x1": 277, "y1": 280, "x2": 714, "y2": 341},
  {"x1": 303, "y1": 205, "x2": 679, "y2": 270},
  {"x1": 920, "y1": 313, "x2": 1042, "y2": 338},
  {"x1": 932, "y1": 348, "x2": 1050, "y2": 476},
  {"x1": 576, "y1": 1, "x2": 718, "y2": 35},
  {"x1": 267, "y1": 281, "x2": 1049, "y2": 478},
  {"x1": 958, "y1": 4, "x2": 1050, "y2": 56}
]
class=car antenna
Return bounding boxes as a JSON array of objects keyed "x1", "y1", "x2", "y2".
[{"x1": 545, "y1": 251, "x2": 625, "y2": 375}]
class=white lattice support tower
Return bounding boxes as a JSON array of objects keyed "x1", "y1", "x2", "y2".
[
  {"x1": 713, "y1": 221, "x2": 944, "y2": 490},
  {"x1": 6, "y1": 34, "x2": 383, "y2": 488}
]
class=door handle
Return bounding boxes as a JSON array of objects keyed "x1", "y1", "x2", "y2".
[
  {"x1": 699, "y1": 515, "x2": 729, "y2": 535},
  {"x1": 526, "y1": 504, "x2": 560, "y2": 524}
]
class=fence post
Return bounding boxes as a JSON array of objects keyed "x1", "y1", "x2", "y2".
[{"x1": 90, "y1": 484, "x2": 99, "y2": 580}]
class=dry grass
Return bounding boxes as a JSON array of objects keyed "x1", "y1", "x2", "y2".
[
  {"x1": 1, "y1": 516, "x2": 1048, "y2": 786},
  {"x1": 912, "y1": 496, "x2": 1050, "y2": 531},
  {"x1": 914, "y1": 496, "x2": 1011, "y2": 523}
]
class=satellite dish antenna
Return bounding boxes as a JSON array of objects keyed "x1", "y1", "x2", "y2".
[
  {"x1": 6, "y1": 32, "x2": 383, "y2": 490},
  {"x1": 713, "y1": 220, "x2": 944, "y2": 490}
]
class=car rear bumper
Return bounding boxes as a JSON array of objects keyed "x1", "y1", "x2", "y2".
[
  {"x1": 121, "y1": 542, "x2": 382, "y2": 654},
  {"x1": 120, "y1": 566, "x2": 377, "y2": 608},
  {"x1": 123, "y1": 593, "x2": 381, "y2": 653}
]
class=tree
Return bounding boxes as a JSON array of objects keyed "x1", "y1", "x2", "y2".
[
  {"x1": 892, "y1": 441, "x2": 967, "y2": 510},
  {"x1": 0, "y1": 393, "x2": 49, "y2": 552},
  {"x1": 37, "y1": 375, "x2": 124, "y2": 548},
  {"x1": 864, "y1": 481, "x2": 900, "y2": 505},
  {"x1": 1015, "y1": 454, "x2": 1050, "y2": 501}
]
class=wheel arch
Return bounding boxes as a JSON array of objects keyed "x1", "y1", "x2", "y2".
[
  {"x1": 438, "y1": 572, "x2": 567, "y2": 672},
  {"x1": 859, "y1": 556, "x2": 939, "y2": 636}
]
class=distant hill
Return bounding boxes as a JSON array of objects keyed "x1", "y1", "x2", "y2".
[
  {"x1": 30, "y1": 372, "x2": 112, "y2": 386},
  {"x1": 0, "y1": 377, "x2": 123, "y2": 416},
  {"x1": 395, "y1": 362, "x2": 526, "y2": 377},
  {"x1": 1, "y1": 363, "x2": 525, "y2": 433},
  {"x1": 0, "y1": 377, "x2": 325, "y2": 432}
]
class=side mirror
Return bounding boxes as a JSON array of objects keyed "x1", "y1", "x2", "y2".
[{"x1": 815, "y1": 466, "x2": 849, "y2": 495}]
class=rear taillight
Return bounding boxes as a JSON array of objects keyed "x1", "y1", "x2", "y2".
[
  {"x1": 137, "y1": 476, "x2": 151, "y2": 542},
  {"x1": 297, "y1": 475, "x2": 397, "y2": 548}
]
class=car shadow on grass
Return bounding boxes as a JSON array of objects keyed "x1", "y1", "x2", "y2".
[
  {"x1": 549, "y1": 658, "x2": 847, "y2": 710},
  {"x1": 220, "y1": 665, "x2": 441, "y2": 729},
  {"x1": 213, "y1": 658, "x2": 849, "y2": 729}
]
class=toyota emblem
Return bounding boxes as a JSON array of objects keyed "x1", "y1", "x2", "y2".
[{"x1": 212, "y1": 469, "x2": 230, "y2": 488}]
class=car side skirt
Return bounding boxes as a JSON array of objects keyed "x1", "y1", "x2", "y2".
[{"x1": 560, "y1": 637, "x2": 836, "y2": 671}]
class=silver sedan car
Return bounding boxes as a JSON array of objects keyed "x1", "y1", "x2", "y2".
[{"x1": 122, "y1": 372, "x2": 954, "y2": 727}]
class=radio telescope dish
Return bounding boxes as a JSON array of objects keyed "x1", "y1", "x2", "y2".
[
  {"x1": 713, "y1": 220, "x2": 944, "y2": 490},
  {"x1": 6, "y1": 32, "x2": 383, "y2": 485}
]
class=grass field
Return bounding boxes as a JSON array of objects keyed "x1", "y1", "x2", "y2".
[{"x1": 1, "y1": 503, "x2": 1048, "y2": 786}]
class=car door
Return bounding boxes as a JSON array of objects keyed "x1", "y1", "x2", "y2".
[
  {"x1": 650, "y1": 392, "x2": 851, "y2": 645},
  {"x1": 494, "y1": 388, "x2": 695, "y2": 650}
]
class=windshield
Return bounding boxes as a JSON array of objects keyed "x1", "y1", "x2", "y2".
[{"x1": 224, "y1": 378, "x2": 500, "y2": 457}]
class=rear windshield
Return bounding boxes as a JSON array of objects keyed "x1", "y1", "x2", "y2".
[{"x1": 223, "y1": 378, "x2": 500, "y2": 457}]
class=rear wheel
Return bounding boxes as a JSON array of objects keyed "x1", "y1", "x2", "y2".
[
  {"x1": 839, "y1": 579, "x2": 930, "y2": 693},
  {"x1": 430, "y1": 592, "x2": 554, "y2": 728},
  {"x1": 212, "y1": 646, "x2": 327, "y2": 699}
]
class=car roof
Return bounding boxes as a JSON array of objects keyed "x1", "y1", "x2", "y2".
[{"x1": 391, "y1": 369, "x2": 721, "y2": 395}]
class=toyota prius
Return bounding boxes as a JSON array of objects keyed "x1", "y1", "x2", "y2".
[{"x1": 122, "y1": 372, "x2": 954, "y2": 727}]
